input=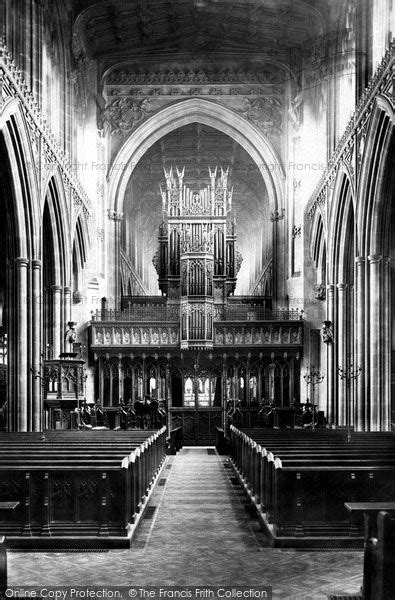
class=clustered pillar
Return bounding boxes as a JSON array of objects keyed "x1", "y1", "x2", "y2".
[{"x1": 7, "y1": 257, "x2": 72, "y2": 431}]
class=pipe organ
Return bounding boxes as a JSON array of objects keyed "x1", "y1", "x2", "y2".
[
  {"x1": 91, "y1": 167, "x2": 303, "y2": 441},
  {"x1": 154, "y1": 167, "x2": 241, "y2": 350}
]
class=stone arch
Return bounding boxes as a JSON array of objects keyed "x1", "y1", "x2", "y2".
[
  {"x1": 357, "y1": 96, "x2": 394, "y2": 258},
  {"x1": 325, "y1": 168, "x2": 355, "y2": 428},
  {"x1": 0, "y1": 99, "x2": 40, "y2": 259},
  {"x1": 42, "y1": 174, "x2": 71, "y2": 286},
  {"x1": 106, "y1": 98, "x2": 285, "y2": 304},
  {"x1": 354, "y1": 96, "x2": 394, "y2": 431},
  {"x1": 328, "y1": 168, "x2": 354, "y2": 284},
  {"x1": 0, "y1": 102, "x2": 41, "y2": 430},
  {"x1": 108, "y1": 98, "x2": 285, "y2": 214}
]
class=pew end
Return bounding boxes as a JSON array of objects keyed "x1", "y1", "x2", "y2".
[
  {"x1": 0, "y1": 535, "x2": 6, "y2": 591},
  {"x1": 363, "y1": 511, "x2": 395, "y2": 600},
  {"x1": 216, "y1": 427, "x2": 230, "y2": 454}
]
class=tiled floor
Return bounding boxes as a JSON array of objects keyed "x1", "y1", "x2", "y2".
[{"x1": 8, "y1": 448, "x2": 363, "y2": 599}]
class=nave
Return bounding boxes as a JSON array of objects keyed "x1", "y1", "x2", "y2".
[{"x1": 8, "y1": 448, "x2": 363, "y2": 600}]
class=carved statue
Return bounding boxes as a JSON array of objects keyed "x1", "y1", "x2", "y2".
[
  {"x1": 64, "y1": 321, "x2": 77, "y2": 352},
  {"x1": 322, "y1": 320, "x2": 334, "y2": 344},
  {"x1": 314, "y1": 283, "x2": 326, "y2": 300},
  {"x1": 288, "y1": 91, "x2": 303, "y2": 128}
]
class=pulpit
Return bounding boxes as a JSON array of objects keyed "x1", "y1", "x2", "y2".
[{"x1": 43, "y1": 351, "x2": 86, "y2": 430}]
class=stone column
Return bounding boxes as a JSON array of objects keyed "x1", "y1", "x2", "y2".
[
  {"x1": 270, "y1": 209, "x2": 285, "y2": 308},
  {"x1": 165, "y1": 359, "x2": 171, "y2": 433},
  {"x1": 257, "y1": 362, "x2": 262, "y2": 402},
  {"x1": 326, "y1": 284, "x2": 335, "y2": 425},
  {"x1": 6, "y1": 259, "x2": 15, "y2": 431},
  {"x1": 118, "y1": 355, "x2": 123, "y2": 404},
  {"x1": 355, "y1": 257, "x2": 366, "y2": 431},
  {"x1": 269, "y1": 359, "x2": 275, "y2": 404},
  {"x1": 63, "y1": 286, "x2": 72, "y2": 353},
  {"x1": 382, "y1": 257, "x2": 391, "y2": 431},
  {"x1": 131, "y1": 360, "x2": 136, "y2": 402},
  {"x1": 222, "y1": 354, "x2": 227, "y2": 429},
  {"x1": 97, "y1": 356, "x2": 103, "y2": 403},
  {"x1": 51, "y1": 285, "x2": 62, "y2": 359},
  {"x1": 337, "y1": 283, "x2": 348, "y2": 426},
  {"x1": 368, "y1": 255, "x2": 382, "y2": 431},
  {"x1": 16, "y1": 258, "x2": 29, "y2": 431},
  {"x1": 289, "y1": 356, "x2": 295, "y2": 404},
  {"x1": 246, "y1": 353, "x2": 251, "y2": 407},
  {"x1": 107, "y1": 210, "x2": 124, "y2": 308},
  {"x1": 31, "y1": 259, "x2": 42, "y2": 432}
]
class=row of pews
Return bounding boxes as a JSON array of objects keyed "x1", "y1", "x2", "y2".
[
  {"x1": 0, "y1": 428, "x2": 167, "y2": 548},
  {"x1": 230, "y1": 426, "x2": 395, "y2": 547}
]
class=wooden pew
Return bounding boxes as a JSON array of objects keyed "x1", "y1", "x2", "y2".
[
  {"x1": 0, "y1": 427, "x2": 167, "y2": 548},
  {"x1": 166, "y1": 427, "x2": 183, "y2": 455},
  {"x1": 230, "y1": 426, "x2": 395, "y2": 547},
  {"x1": 344, "y1": 507, "x2": 395, "y2": 600},
  {"x1": 215, "y1": 427, "x2": 229, "y2": 454},
  {"x1": 363, "y1": 511, "x2": 395, "y2": 600},
  {"x1": 0, "y1": 535, "x2": 6, "y2": 591}
]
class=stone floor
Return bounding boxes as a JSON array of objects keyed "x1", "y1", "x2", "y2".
[{"x1": 8, "y1": 448, "x2": 363, "y2": 599}]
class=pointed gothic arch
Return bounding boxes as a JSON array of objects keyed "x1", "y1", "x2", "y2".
[{"x1": 106, "y1": 98, "x2": 286, "y2": 306}]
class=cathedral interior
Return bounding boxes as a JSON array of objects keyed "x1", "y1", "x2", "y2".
[{"x1": 0, "y1": 0, "x2": 395, "y2": 596}]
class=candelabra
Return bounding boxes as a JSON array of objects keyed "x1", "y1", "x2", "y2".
[
  {"x1": 303, "y1": 365, "x2": 325, "y2": 430},
  {"x1": 337, "y1": 360, "x2": 362, "y2": 442},
  {"x1": 30, "y1": 348, "x2": 52, "y2": 434},
  {"x1": 30, "y1": 347, "x2": 51, "y2": 388}
]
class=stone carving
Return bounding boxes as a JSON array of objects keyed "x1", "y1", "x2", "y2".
[
  {"x1": 240, "y1": 97, "x2": 283, "y2": 137},
  {"x1": 0, "y1": 43, "x2": 92, "y2": 217},
  {"x1": 235, "y1": 249, "x2": 243, "y2": 275},
  {"x1": 292, "y1": 225, "x2": 302, "y2": 238},
  {"x1": 288, "y1": 91, "x2": 303, "y2": 129},
  {"x1": 307, "y1": 45, "x2": 393, "y2": 220},
  {"x1": 314, "y1": 284, "x2": 326, "y2": 300},
  {"x1": 91, "y1": 322, "x2": 304, "y2": 348},
  {"x1": 211, "y1": 324, "x2": 303, "y2": 346},
  {"x1": 290, "y1": 327, "x2": 301, "y2": 344},
  {"x1": 73, "y1": 290, "x2": 84, "y2": 304},
  {"x1": 64, "y1": 321, "x2": 78, "y2": 352},
  {"x1": 101, "y1": 97, "x2": 151, "y2": 136},
  {"x1": 105, "y1": 67, "x2": 285, "y2": 86},
  {"x1": 322, "y1": 320, "x2": 334, "y2": 344},
  {"x1": 215, "y1": 329, "x2": 224, "y2": 344}
]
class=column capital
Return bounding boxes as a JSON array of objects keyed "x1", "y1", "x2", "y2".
[
  {"x1": 51, "y1": 284, "x2": 62, "y2": 292},
  {"x1": 63, "y1": 286, "x2": 72, "y2": 293},
  {"x1": 355, "y1": 256, "x2": 365, "y2": 265},
  {"x1": 368, "y1": 254, "x2": 383, "y2": 264},
  {"x1": 107, "y1": 209, "x2": 124, "y2": 222},
  {"x1": 336, "y1": 282, "x2": 348, "y2": 290},
  {"x1": 270, "y1": 208, "x2": 285, "y2": 222},
  {"x1": 31, "y1": 259, "x2": 42, "y2": 268},
  {"x1": 327, "y1": 284, "x2": 335, "y2": 292},
  {"x1": 15, "y1": 257, "x2": 29, "y2": 267}
]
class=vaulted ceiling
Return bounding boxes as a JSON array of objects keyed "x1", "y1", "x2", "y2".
[{"x1": 72, "y1": 0, "x2": 326, "y2": 72}]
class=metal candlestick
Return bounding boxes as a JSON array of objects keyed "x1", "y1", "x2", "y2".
[
  {"x1": 303, "y1": 365, "x2": 325, "y2": 430},
  {"x1": 337, "y1": 361, "x2": 362, "y2": 442}
]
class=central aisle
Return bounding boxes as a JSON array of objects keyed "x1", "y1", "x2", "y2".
[{"x1": 8, "y1": 448, "x2": 363, "y2": 599}]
